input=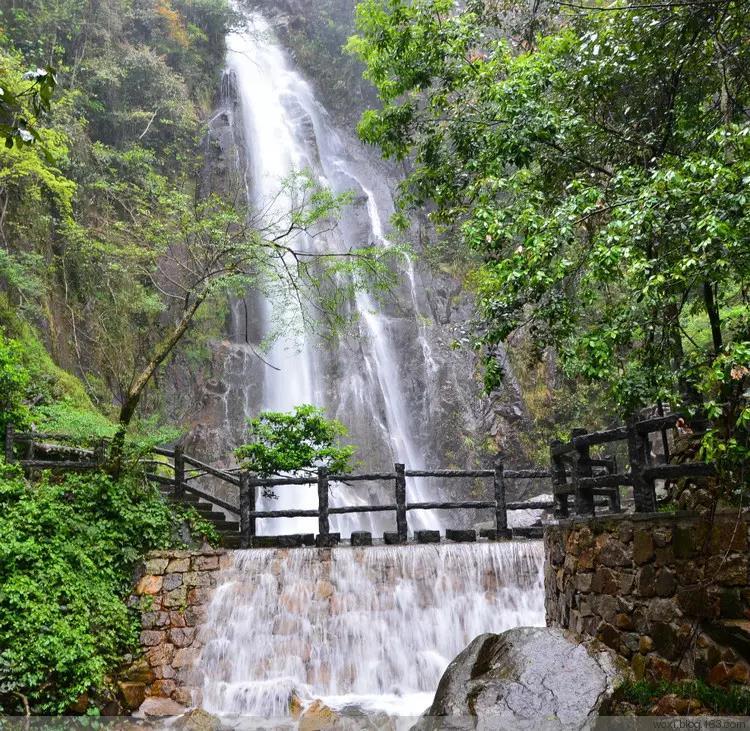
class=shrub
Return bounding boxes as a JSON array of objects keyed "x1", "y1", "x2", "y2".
[{"x1": 0, "y1": 463, "x2": 191, "y2": 713}]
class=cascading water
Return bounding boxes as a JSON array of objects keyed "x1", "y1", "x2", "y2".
[
  {"x1": 190, "y1": 10, "x2": 548, "y2": 726},
  {"x1": 198, "y1": 542, "x2": 545, "y2": 721},
  {"x1": 218, "y1": 8, "x2": 451, "y2": 537}
]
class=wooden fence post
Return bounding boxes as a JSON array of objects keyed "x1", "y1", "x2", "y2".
[
  {"x1": 317, "y1": 465, "x2": 330, "y2": 540},
  {"x1": 94, "y1": 439, "x2": 107, "y2": 465},
  {"x1": 627, "y1": 417, "x2": 656, "y2": 512},
  {"x1": 4, "y1": 423, "x2": 14, "y2": 463},
  {"x1": 572, "y1": 428, "x2": 594, "y2": 516},
  {"x1": 493, "y1": 458, "x2": 511, "y2": 538},
  {"x1": 606, "y1": 456, "x2": 622, "y2": 513},
  {"x1": 239, "y1": 472, "x2": 255, "y2": 549},
  {"x1": 395, "y1": 463, "x2": 407, "y2": 543},
  {"x1": 174, "y1": 446, "x2": 185, "y2": 500},
  {"x1": 550, "y1": 440, "x2": 569, "y2": 518}
]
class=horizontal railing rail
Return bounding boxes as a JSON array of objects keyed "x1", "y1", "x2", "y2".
[{"x1": 550, "y1": 409, "x2": 714, "y2": 518}]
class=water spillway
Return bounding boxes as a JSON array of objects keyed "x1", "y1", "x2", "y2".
[{"x1": 197, "y1": 542, "x2": 545, "y2": 721}]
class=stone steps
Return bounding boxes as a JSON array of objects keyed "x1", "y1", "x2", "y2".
[{"x1": 158, "y1": 486, "x2": 240, "y2": 547}]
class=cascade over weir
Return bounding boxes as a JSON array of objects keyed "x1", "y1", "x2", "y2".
[{"x1": 187, "y1": 7, "x2": 547, "y2": 724}]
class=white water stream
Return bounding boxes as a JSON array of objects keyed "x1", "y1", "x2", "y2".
[
  {"x1": 198, "y1": 542, "x2": 545, "y2": 722},
  {"x1": 225, "y1": 10, "x2": 440, "y2": 537}
]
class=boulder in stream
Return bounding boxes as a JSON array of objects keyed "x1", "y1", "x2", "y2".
[{"x1": 414, "y1": 627, "x2": 625, "y2": 730}]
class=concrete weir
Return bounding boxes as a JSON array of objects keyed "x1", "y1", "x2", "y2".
[{"x1": 129, "y1": 541, "x2": 545, "y2": 719}]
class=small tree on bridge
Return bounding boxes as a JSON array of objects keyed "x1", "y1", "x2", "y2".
[{"x1": 235, "y1": 404, "x2": 356, "y2": 482}]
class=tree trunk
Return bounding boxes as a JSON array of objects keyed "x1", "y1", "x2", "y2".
[
  {"x1": 702, "y1": 281, "x2": 722, "y2": 356},
  {"x1": 108, "y1": 292, "x2": 208, "y2": 473},
  {"x1": 118, "y1": 293, "x2": 207, "y2": 427}
]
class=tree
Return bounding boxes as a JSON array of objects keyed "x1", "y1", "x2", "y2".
[
  {"x1": 0, "y1": 65, "x2": 56, "y2": 149},
  {"x1": 96, "y1": 169, "x2": 389, "y2": 429},
  {"x1": 235, "y1": 404, "x2": 356, "y2": 477},
  {"x1": 348, "y1": 0, "x2": 750, "y2": 425}
]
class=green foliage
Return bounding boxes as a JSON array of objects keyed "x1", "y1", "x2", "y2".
[
  {"x1": 0, "y1": 464, "x2": 184, "y2": 714},
  {"x1": 619, "y1": 679, "x2": 750, "y2": 715},
  {"x1": 0, "y1": 62, "x2": 56, "y2": 148},
  {"x1": 0, "y1": 331, "x2": 30, "y2": 432},
  {"x1": 349, "y1": 0, "x2": 750, "y2": 427},
  {"x1": 236, "y1": 404, "x2": 356, "y2": 476}
]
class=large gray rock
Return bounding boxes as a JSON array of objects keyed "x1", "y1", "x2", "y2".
[{"x1": 414, "y1": 627, "x2": 625, "y2": 730}]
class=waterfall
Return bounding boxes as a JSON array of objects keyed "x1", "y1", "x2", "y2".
[
  {"x1": 197, "y1": 542, "x2": 545, "y2": 720},
  {"x1": 222, "y1": 9, "x2": 443, "y2": 536}
]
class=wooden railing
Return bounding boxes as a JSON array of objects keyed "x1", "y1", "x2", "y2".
[
  {"x1": 549, "y1": 411, "x2": 713, "y2": 517},
  {"x1": 234, "y1": 463, "x2": 554, "y2": 547},
  {"x1": 5, "y1": 406, "x2": 718, "y2": 546}
]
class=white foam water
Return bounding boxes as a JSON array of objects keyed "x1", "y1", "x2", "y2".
[{"x1": 197, "y1": 542, "x2": 545, "y2": 723}]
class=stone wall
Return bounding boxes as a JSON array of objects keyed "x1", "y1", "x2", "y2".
[
  {"x1": 545, "y1": 511, "x2": 750, "y2": 685},
  {"x1": 123, "y1": 548, "x2": 229, "y2": 709}
]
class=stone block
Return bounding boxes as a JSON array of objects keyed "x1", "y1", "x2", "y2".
[
  {"x1": 135, "y1": 575, "x2": 163, "y2": 596},
  {"x1": 171, "y1": 687, "x2": 195, "y2": 706},
  {"x1": 673, "y1": 525, "x2": 705, "y2": 559},
  {"x1": 166, "y1": 558, "x2": 190, "y2": 573},
  {"x1": 162, "y1": 573, "x2": 183, "y2": 592},
  {"x1": 187, "y1": 587, "x2": 212, "y2": 605},
  {"x1": 141, "y1": 611, "x2": 170, "y2": 629},
  {"x1": 591, "y1": 567, "x2": 619, "y2": 595},
  {"x1": 711, "y1": 522, "x2": 747, "y2": 553},
  {"x1": 617, "y1": 522, "x2": 634, "y2": 544},
  {"x1": 654, "y1": 568, "x2": 677, "y2": 597},
  {"x1": 707, "y1": 554, "x2": 748, "y2": 586},
  {"x1": 575, "y1": 573, "x2": 593, "y2": 593},
  {"x1": 169, "y1": 610, "x2": 187, "y2": 628},
  {"x1": 650, "y1": 598, "x2": 682, "y2": 622},
  {"x1": 590, "y1": 595, "x2": 618, "y2": 623},
  {"x1": 184, "y1": 606, "x2": 207, "y2": 627},
  {"x1": 639, "y1": 635, "x2": 654, "y2": 653},
  {"x1": 636, "y1": 565, "x2": 656, "y2": 597},
  {"x1": 153, "y1": 664, "x2": 176, "y2": 680},
  {"x1": 183, "y1": 572, "x2": 212, "y2": 588},
  {"x1": 162, "y1": 587, "x2": 188, "y2": 609},
  {"x1": 192, "y1": 555, "x2": 219, "y2": 571},
  {"x1": 172, "y1": 647, "x2": 200, "y2": 669},
  {"x1": 622, "y1": 633, "x2": 640, "y2": 654},
  {"x1": 144, "y1": 558, "x2": 169, "y2": 575},
  {"x1": 150, "y1": 679, "x2": 177, "y2": 698},
  {"x1": 650, "y1": 621, "x2": 678, "y2": 660},
  {"x1": 446, "y1": 529, "x2": 476, "y2": 543},
  {"x1": 596, "y1": 621, "x2": 621, "y2": 652},
  {"x1": 416, "y1": 530, "x2": 441, "y2": 544},
  {"x1": 350, "y1": 531, "x2": 372, "y2": 546},
  {"x1": 168, "y1": 627, "x2": 195, "y2": 648},
  {"x1": 652, "y1": 527, "x2": 672, "y2": 547},
  {"x1": 145, "y1": 643, "x2": 174, "y2": 668},
  {"x1": 647, "y1": 655, "x2": 674, "y2": 682},
  {"x1": 120, "y1": 658, "x2": 154, "y2": 684},
  {"x1": 615, "y1": 613, "x2": 633, "y2": 631},
  {"x1": 599, "y1": 539, "x2": 631, "y2": 568},
  {"x1": 633, "y1": 530, "x2": 654, "y2": 565},
  {"x1": 117, "y1": 681, "x2": 146, "y2": 711},
  {"x1": 631, "y1": 653, "x2": 647, "y2": 680},
  {"x1": 139, "y1": 630, "x2": 165, "y2": 647}
]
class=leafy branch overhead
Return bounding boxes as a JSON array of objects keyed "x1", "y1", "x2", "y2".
[{"x1": 348, "y1": 0, "x2": 750, "y2": 427}]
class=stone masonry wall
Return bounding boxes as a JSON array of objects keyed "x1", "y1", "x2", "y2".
[
  {"x1": 545, "y1": 511, "x2": 750, "y2": 686},
  {"x1": 122, "y1": 548, "x2": 230, "y2": 709}
]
